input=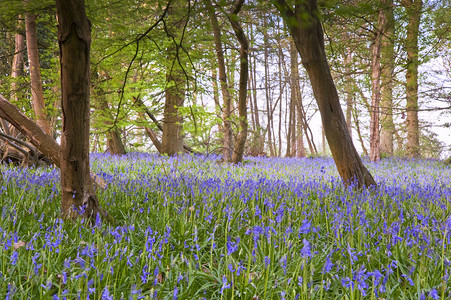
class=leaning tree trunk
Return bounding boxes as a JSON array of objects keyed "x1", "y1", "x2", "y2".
[
  {"x1": 228, "y1": 0, "x2": 249, "y2": 164},
  {"x1": 56, "y1": 0, "x2": 103, "y2": 220},
  {"x1": 25, "y1": 12, "x2": 52, "y2": 134},
  {"x1": 273, "y1": 0, "x2": 376, "y2": 188}
]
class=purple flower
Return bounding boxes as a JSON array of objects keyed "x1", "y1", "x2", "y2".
[
  {"x1": 226, "y1": 237, "x2": 240, "y2": 256},
  {"x1": 220, "y1": 275, "x2": 231, "y2": 294},
  {"x1": 173, "y1": 286, "x2": 178, "y2": 300},
  {"x1": 298, "y1": 219, "x2": 312, "y2": 235},
  {"x1": 10, "y1": 251, "x2": 18, "y2": 265},
  {"x1": 323, "y1": 256, "x2": 333, "y2": 273},
  {"x1": 264, "y1": 256, "x2": 270, "y2": 267},
  {"x1": 87, "y1": 279, "x2": 95, "y2": 294},
  {"x1": 429, "y1": 288, "x2": 439, "y2": 299},
  {"x1": 301, "y1": 239, "x2": 311, "y2": 257},
  {"x1": 102, "y1": 286, "x2": 113, "y2": 300}
]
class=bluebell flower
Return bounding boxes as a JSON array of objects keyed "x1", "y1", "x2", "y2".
[
  {"x1": 220, "y1": 275, "x2": 231, "y2": 294},
  {"x1": 173, "y1": 286, "x2": 178, "y2": 300},
  {"x1": 323, "y1": 256, "x2": 333, "y2": 273},
  {"x1": 298, "y1": 219, "x2": 311, "y2": 235},
  {"x1": 301, "y1": 239, "x2": 311, "y2": 258},
  {"x1": 429, "y1": 288, "x2": 439, "y2": 299},
  {"x1": 102, "y1": 286, "x2": 113, "y2": 300},
  {"x1": 10, "y1": 251, "x2": 18, "y2": 265}
]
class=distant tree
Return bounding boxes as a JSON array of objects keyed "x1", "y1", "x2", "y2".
[
  {"x1": 273, "y1": 0, "x2": 376, "y2": 187},
  {"x1": 25, "y1": 9, "x2": 52, "y2": 134}
]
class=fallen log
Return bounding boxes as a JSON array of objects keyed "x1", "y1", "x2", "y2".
[{"x1": 0, "y1": 94, "x2": 106, "y2": 189}]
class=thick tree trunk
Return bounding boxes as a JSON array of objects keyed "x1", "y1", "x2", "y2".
[
  {"x1": 404, "y1": 0, "x2": 422, "y2": 158},
  {"x1": 380, "y1": 0, "x2": 395, "y2": 156},
  {"x1": 25, "y1": 12, "x2": 51, "y2": 135},
  {"x1": 56, "y1": 0, "x2": 103, "y2": 220},
  {"x1": 206, "y1": 1, "x2": 233, "y2": 161},
  {"x1": 162, "y1": 0, "x2": 186, "y2": 156},
  {"x1": 369, "y1": 9, "x2": 385, "y2": 162},
  {"x1": 229, "y1": 0, "x2": 249, "y2": 164},
  {"x1": 274, "y1": 0, "x2": 376, "y2": 187}
]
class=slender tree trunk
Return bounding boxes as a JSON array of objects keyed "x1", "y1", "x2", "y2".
[
  {"x1": 25, "y1": 12, "x2": 51, "y2": 134},
  {"x1": 206, "y1": 1, "x2": 233, "y2": 161},
  {"x1": 369, "y1": 9, "x2": 385, "y2": 162},
  {"x1": 162, "y1": 0, "x2": 186, "y2": 156},
  {"x1": 353, "y1": 105, "x2": 369, "y2": 156},
  {"x1": 380, "y1": 0, "x2": 395, "y2": 156},
  {"x1": 139, "y1": 112, "x2": 162, "y2": 153},
  {"x1": 263, "y1": 16, "x2": 275, "y2": 157},
  {"x1": 229, "y1": 0, "x2": 249, "y2": 164},
  {"x1": 403, "y1": 0, "x2": 422, "y2": 158},
  {"x1": 274, "y1": 0, "x2": 376, "y2": 187},
  {"x1": 93, "y1": 71, "x2": 126, "y2": 155},
  {"x1": 56, "y1": 0, "x2": 103, "y2": 219},
  {"x1": 11, "y1": 18, "x2": 25, "y2": 104},
  {"x1": 287, "y1": 39, "x2": 299, "y2": 157},
  {"x1": 344, "y1": 48, "x2": 353, "y2": 137}
]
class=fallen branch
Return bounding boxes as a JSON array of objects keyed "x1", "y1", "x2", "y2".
[{"x1": 0, "y1": 94, "x2": 106, "y2": 189}]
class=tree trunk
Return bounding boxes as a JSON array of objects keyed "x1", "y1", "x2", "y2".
[
  {"x1": 352, "y1": 105, "x2": 369, "y2": 156},
  {"x1": 162, "y1": 0, "x2": 186, "y2": 156},
  {"x1": 344, "y1": 47, "x2": 353, "y2": 138},
  {"x1": 206, "y1": 1, "x2": 233, "y2": 161},
  {"x1": 139, "y1": 113, "x2": 162, "y2": 153},
  {"x1": 229, "y1": 0, "x2": 249, "y2": 164},
  {"x1": 263, "y1": 16, "x2": 275, "y2": 157},
  {"x1": 288, "y1": 39, "x2": 301, "y2": 157},
  {"x1": 25, "y1": 12, "x2": 51, "y2": 135},
  {"x1": 404, "y1": 0, "x2": 422, "y2": 158},
  {"x1": 274, "y1": 0, "x2": 376, "y2": 187},
  {"x1": 369, "y1": 9, "x2": 385, "y2": 162},
  {"x1": 380, "y1": 0, "x2": 395, "y2": 156},
  {"x1": 56, "y1": 0, "x2": 103, "y2": 220},
  {"x1": 11, "y1": 18, "x2": 25, "y2": 104}
]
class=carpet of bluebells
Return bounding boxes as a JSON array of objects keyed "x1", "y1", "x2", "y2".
[{"x1": 0, "y1": 153, "x2": 450, "y2": 299}]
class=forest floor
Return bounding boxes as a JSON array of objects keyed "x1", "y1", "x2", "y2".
[{"x1": 0, "y1": 153, "x2": 450, "y2": 299}]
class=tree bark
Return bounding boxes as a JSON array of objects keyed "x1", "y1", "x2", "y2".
[
  {"x1": 161, "y1": 0, "x2": 186, "y2": 156},
  {"x1": 206, "y1": 1, "x2": 233, "y2": 161},
  {"x1": 344, "y1": 47, "x2": 353, "y2": 138},
  {"x1": 403, "y1": 0, "x2": 422, "y2": 158},
  {"x1": 228, "y1": 0, "x2": 249, "y2": 164},
  {"x1": 380, "y1": 0, "x2": 395, "y2": 156},
  {"x1": 11, "y1": 18, "x2": 25, "y2": 104},
  {"x1": 56, "y1": 0, "x2": 103, "y2": 220},
  {"x1": 263, "y1": 15, "x2": 275, "y2": 157},
  {"x1": 369, "y1": 9, "x2": 385, "y2": 162},
  {"x1": 273, "y1": 0, "x2": 376, "y2": 187},
  {"x1": 25, "y1": 12, "x2": 52, "y2": 135}
]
